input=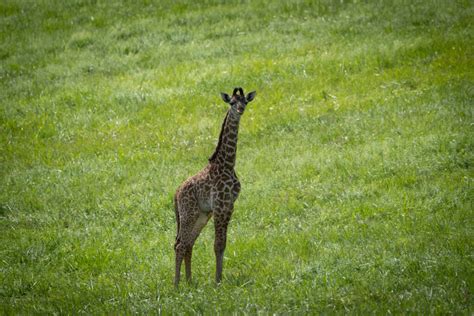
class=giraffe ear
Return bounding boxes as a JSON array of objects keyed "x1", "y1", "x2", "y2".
[
  {"x1": 246, "y1": 91, "x2": 256, "y2": 102},
  {"x1": 220, "y1": 92, "x2": 231, "y2": 103}
]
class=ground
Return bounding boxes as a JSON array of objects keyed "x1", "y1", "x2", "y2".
[{"x1": 0, "y1": 0, "x2": 473, "y2": 313}]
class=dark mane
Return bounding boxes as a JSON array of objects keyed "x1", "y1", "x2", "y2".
[{"x1": 208, "y1": 110, "x2": 229, "y2": 162}]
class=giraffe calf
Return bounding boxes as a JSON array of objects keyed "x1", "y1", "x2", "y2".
[{"x1": 174, "y1": 87, "x2": 256, "y2": 286}]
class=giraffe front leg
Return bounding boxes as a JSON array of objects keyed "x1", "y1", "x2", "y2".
[
  {"x1": 214, "y1": 224, "x2": 227, "y2": 284},
  {"x1": 214, "y1": 210, "x2": 231, "y2": 284}
]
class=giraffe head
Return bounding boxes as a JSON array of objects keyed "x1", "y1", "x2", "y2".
[{"x1": 220, "y1": 87, "x2": 256, "y2": 115}]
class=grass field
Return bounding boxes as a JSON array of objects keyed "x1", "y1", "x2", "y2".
[{"x1": 1, "y1": 0, "x2": 473, "y2": 313}]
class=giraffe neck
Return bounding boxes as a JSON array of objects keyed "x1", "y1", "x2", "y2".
[{"x1": 209, "y1": 109, "x2": 241, "y2": 168}]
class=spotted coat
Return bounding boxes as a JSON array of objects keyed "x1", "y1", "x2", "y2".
[{"x1": 173, "y1": 87, "x2": 256, "y2": 286}]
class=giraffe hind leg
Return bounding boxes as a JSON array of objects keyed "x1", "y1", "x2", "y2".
[
  {"x1": 184, "y1": 247, "x2": 192, "y2": 282},
  {"x1": 174, "y1": 198, "x2": 204, "y2": 286}
]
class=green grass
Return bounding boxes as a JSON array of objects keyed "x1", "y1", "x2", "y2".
[{"x1": 1, "y1": 0, "x2": 473, "y2": 313}]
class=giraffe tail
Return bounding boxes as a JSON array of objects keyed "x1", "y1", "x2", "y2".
[{"x1": 174, "y1": 193, "x2": 180, "y2": 248}]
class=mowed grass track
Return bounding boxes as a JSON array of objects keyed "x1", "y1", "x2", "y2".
[{"x1": 1, "y1": 0, "x2": 473, "y2": 313}]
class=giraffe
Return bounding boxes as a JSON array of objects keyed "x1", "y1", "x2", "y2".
[{"x1": 174, "y1": 87, "x2": 256, "y2": 286}]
